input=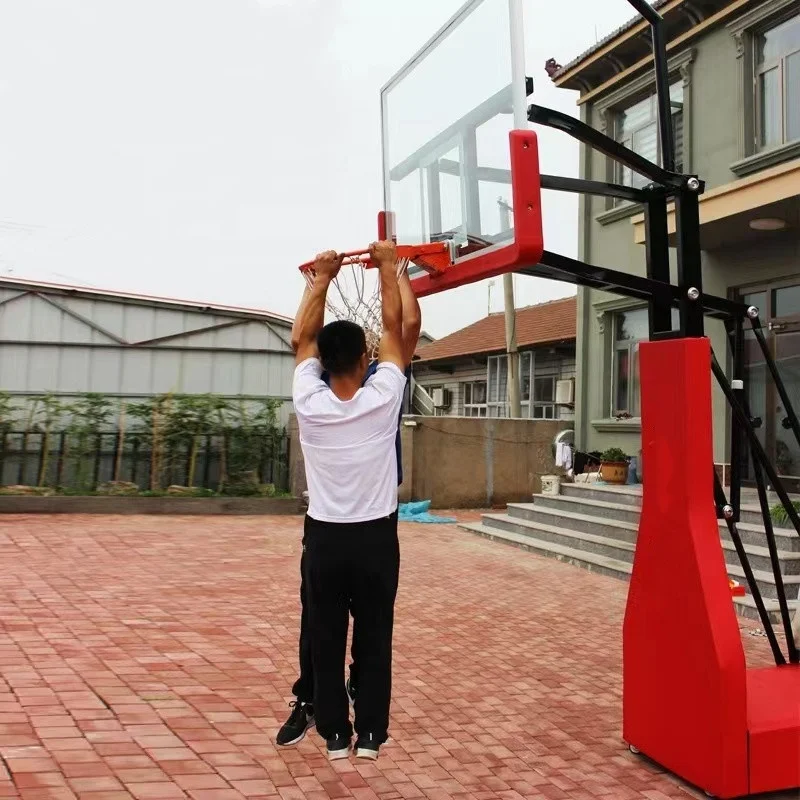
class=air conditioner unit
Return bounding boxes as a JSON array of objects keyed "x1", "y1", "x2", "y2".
[
  {"x1": 432, "y1": 387, "x2": 452, "y2": 409},
  {"x1": 555, "y1": 378, "x2": 575, "y2": 405}
]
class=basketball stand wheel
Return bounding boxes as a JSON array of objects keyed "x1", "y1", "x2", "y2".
[{"x1": 628, "y1": 744, "x2": 640, "y2": 755}]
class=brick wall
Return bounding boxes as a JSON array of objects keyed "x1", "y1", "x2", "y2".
[{"x1": 290, "y1": 414, "x2": 567, "y2": 509}]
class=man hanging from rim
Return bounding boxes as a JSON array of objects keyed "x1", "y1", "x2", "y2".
[{"x1": 277, "y1": 243, "x2": 421, "y2": 755}]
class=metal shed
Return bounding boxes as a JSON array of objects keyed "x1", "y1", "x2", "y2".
[{"x1": 0, "y1": 277, "x2": 295, "y2": 423}]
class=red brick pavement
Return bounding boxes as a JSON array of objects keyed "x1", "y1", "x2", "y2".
[{"x1": 0, "y1": 514, "x2": 782, "y2": 800}]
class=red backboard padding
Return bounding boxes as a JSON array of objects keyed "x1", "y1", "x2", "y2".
[
  {"x1": 407, "y1": 129, "x2": 543, "y2": 298},
  {"x1": 624, "y1": 337, "x2": 749, "y2": 798}
]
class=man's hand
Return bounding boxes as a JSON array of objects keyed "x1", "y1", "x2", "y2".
[
  {"x1": 295, "y1": 251, "x2": 340, "y2": 364},
  {"x1": 369, "y1": 241, "x2": 397, "y2": 272},
  {"x1": 313, "y1": 250, "x2": 344, "y2": 282}
]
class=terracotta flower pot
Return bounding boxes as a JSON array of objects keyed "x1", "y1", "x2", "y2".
[{"x1": 600, "y1": 461, "x2": 628, "y2": 485}]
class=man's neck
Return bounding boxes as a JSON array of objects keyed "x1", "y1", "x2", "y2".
[{"x1": 329, "y1": 373, "x2": 362, "y2": 401}]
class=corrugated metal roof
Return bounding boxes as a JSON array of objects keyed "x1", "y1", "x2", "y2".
[
  {"x1": 551, "y1": 0, "x2": 670, "y2": 80},
  {"x1": 0, "y1": 276, "x2": 292, "y2": 324},
  {"x1": 415, "y1": 296, "x2": 576, "y2": 363}
]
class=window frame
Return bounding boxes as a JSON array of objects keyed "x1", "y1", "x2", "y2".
[
  {"x1": 593, "y1": 48, "x2": 695, "y2": 223},
  {"x1": 611, "y1": 311, "x2": 644, "y2": 418},
  {"x1": 532, "y1": 375, "x2": 557, "y2": 419},
  {"x1": 729, "y1": 1, "x2": 800, "y2": 176},
  {"x1": 612, "y1": 83, "x2": 685, "y2": 191},
  {"x1": 487, "y1": 354, "x2": 509, "y2": 417},
  {"x1": 609, "y1": 305, "x2": 680, "y2": 418},
  {"x1": 462, "y1": 379, "x2": 488, "y2": 417},
  {"x1": 754, "y1": 14, "x2": 800, "y2": 150}
]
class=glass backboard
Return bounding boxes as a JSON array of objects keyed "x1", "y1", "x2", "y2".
[{"x1": 380, "y1": 0, "x2": 531, "y2": 279}]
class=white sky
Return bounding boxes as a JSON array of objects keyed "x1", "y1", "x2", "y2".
[{"x1": 0, "y1": 0, "x2": 642, "y2": 337}]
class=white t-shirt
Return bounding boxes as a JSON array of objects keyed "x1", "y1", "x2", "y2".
[{"x1": 293, "y1": 358, "x2": 407, "y2": 523}]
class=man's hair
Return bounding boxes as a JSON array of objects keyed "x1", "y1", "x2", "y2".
[{"x1": 317, "y1": 320, "x2": 367, "y2": 376}]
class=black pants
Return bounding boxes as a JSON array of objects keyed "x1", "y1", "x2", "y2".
[
  {"x1": 291, "y1": 557, "x2": 360, "y2": 703},
  {"x1": 302, "y1": 512, "x2": 399, "y2": 740}
]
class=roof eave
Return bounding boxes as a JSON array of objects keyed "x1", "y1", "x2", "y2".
[
  {"x1": 0, "y1": 276, "x2": 293, "y2": 325},
  {"x1": 414, "y1": 336, "x2": 577, "y2": 365}
]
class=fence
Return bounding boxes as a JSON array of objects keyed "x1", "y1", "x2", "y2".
[{"x1": 0, "y1": 429, "x2": 290, "y2": 494}]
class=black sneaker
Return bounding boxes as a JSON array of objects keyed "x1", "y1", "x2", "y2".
[
  {"x1": 354, "y1": 733, "x2": 382, "y2": 760},
  {"x1": 326, "y1": 733, "x2": 351, "y2": 761},
  {"x1": 346, "y1": 677, "x2": 356, "y2": 707},
  {"x1": 276, "y1": 701, "x2": 314, "y2": 746}
]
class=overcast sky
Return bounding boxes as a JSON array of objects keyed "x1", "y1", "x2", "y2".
[{"x1": 0, "y1": 0, "x2": 641, "y2": 337}]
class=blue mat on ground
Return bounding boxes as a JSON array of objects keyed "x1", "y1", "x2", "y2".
[{"x1": 398, "y1": 500, "x2": 456, "y2": 524}]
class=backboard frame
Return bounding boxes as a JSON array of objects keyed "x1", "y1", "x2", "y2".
[{"x1": 379, "y1": 0, "x2": 543, "y2": 297}]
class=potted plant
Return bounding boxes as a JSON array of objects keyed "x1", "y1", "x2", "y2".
[{"x1": 600, "y1": 447, "x2": 629, "y2": 485}]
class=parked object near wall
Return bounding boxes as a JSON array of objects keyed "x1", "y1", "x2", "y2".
[
  {"x1": 541, "y1": 475, "x2": 561, "y2": 495},
  {"x1": 599, "y1": 447, "x2": 630, "y2": 485}
]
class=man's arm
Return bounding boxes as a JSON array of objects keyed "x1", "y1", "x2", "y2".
[
  {"x1": 372, "y1": 241, "x2": 404, "y2": 371},
  {"x1": 294, "y1": 251, "x2": 342, "y2": 365},
  {"x1": 290, "y1": 285, "x2": 311, "y2": 354},
  {"x1": 399, "y1": 268, "x2": 421, "y2": 367}
]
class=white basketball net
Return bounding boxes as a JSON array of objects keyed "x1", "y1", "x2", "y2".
[{"x1": 303, "y1": 257, "x2": 410, "y2": 359}]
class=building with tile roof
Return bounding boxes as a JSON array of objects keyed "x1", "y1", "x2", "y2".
[{"x1": 412, "y1": 296, "x2": 577, "y2": 419}]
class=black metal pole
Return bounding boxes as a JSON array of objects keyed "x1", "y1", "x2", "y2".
[
  {"x1": 56, "y1": 431, "x2": 66, "y2": 487},
  {"x1": 203, "y1": 434, "x2": 212, "y2": 490},
  {"x1": 726, "y1": 318, "x2": 744, "y2": 522},
  {"x1": 750, "y1": 449, "x2": 799, "y2": 662},
  {"x1": 749, "y1": 316, "x2": 800, "y2": 458},
  {"x1": 712, "y1": 354, "x2": 800, "y2": 536},
  {"x1": 644, "y1": 195, "x2": 672, "y2": 337},
  {"x1": 675, "y1": 189, "x2": 704, "y2": 337},
  {"x1": 18, "y1": 433, "x2": 27, "y2": 485},
  {"x1": 714, "y1": 471, "x2": 786, "y2": 665},
  {"x1": 539, "y1": 174, "x2": 651, "y2": 204},
  {"x1": 528, "y1": 105, "x2": 685, "y2": 189},
  {"x1": 93, "y1": 433, "x2": 102, "y2": 488},
  {"x1": 0, "y1": 432, "x2": 7, "y2": 487},
  {"x1": 648, "y1": 16, "x2": 675, "y2": 171},
  {"x1": 112, "y1": 430, "x2": 122, "y2": 482},
  {"x1": 131, "y1": 436, "x2": 140, "y2": 487}
]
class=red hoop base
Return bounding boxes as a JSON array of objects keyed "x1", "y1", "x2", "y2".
[{"x1": 625, "y1": 335, "x2": 800, "y2": 798}]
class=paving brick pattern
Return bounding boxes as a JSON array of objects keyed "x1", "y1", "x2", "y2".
[{"x1": 0, "y1": 514, "x2": 783, "y2": 800}]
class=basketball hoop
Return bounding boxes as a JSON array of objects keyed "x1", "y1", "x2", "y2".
[{"x1": 298, "y1": 242, "x2": 454, "y2": 358}]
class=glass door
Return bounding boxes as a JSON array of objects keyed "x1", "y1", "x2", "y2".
[
  {"x1": 771, "y1": 322, "x2": 800, "y2": 488},
  {"x1": 739, "y1": 282, "x2": 800, "y2": 490}
]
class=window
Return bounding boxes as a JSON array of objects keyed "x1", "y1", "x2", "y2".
[
  {"x1": 463, "y1": 381, "x2": 487, "y2": 417},
  {"x1": 614, "y1": 82, "x2": 684, "y2": 189},
  {"x1": 487, "y1": 356, "x2": 508, "y2": 417},
  {"x1": 488, "y1": 352, "x2": 562, "y2": 418},
  {"x1": 424, "y1": 384, "x2": 446, "y2": 416},
  {"x1": 611, "y1": 306, "x2": 680, "y2": 416},
  {"x1": 755, "y1": 14, "x2": 800, "y2": 149},
  {"x1": 532, "y1": 376, "x2": 556, "y2": 419}
]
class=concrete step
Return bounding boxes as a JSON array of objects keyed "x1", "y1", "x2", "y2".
[
  {"x1": 459, "y1": 522, "x2": 633, "y2": 582},
  {"x1": 733, "y1": 594, "x2": 800, "y2": 624},
  {"x1": 483, "y1": 513, "x2": 635, "y2": 562},
  {"x1": 561, "y1": 483, "x2": 642, "y2": 507},
  {"x1": 505, "y1": 505, "x2": 800, "y2": 575},
  {"x1": 478, "y1": 512, "x2": 800, "y2": 600},
  {"x1": 530, "y1": 493, "x2": 641, "y2": 524},
  {"x1": 510, "y1": 502, "x2": 638, "y2": 541},
  {"x1": 528, "y1": 494, "x2": 800, "y2": 552},
  {"x1": 460, "y1": 520, "x2": 799, "y2": 623},
  {"x1": 561, "y1": 482, "x2": 800, "y2": 531}
]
